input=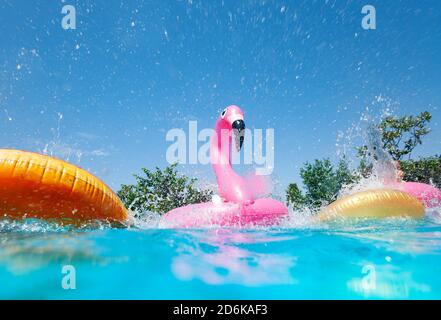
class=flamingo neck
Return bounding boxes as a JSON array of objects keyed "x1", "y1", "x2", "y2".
[
  {"x1": 210, "y1": 120, "x2": 233, "y2": 174},
  {"x1": 210, "y1": 119, "x2": 252, "y2": 203}
]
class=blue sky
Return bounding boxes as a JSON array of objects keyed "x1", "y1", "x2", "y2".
[{"x1": 1, "y1": 0, "x2": 440, "y2": 194}]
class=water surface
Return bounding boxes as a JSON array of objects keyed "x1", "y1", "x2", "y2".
[{"x1": 1, "y1": 216, "x2": 440, "y2": 299}]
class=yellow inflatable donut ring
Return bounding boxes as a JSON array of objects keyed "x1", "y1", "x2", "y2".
[
  {"x1": 0, "y1": 149, "x2": 128, "y2": 223},
  {"x1": 317, "y1": 189, "x2": 425, "y2": 221}
]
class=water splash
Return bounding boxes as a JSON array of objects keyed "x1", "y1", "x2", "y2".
[
  {"x1": 0, "y1": 218, "x2": 118, "y2": 234},
  {"x1": 336, "y1": 97, "x2": 402, "y2": 197},
  {"x1": 41, "y1": 112, "x2": 85, "y2": 163},
  {"x1": 131, "y1": 210, "x2": 162, "y2": 229}
]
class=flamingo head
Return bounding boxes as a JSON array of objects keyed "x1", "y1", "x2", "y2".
[{"x1": 219, "y1": 105, "x2": 246, "y2": 151}]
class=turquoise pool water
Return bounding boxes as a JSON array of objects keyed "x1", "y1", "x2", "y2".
[{"x1": 1, "y1": 216, "x2": 441, "y2": 299}]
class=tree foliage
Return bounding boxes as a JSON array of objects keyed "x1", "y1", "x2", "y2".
[
  {"x1": 358, "y1": 111, "x2": 432, "y2": 161},
  {"x1": 286, "y1": 158, "x2": 358, "y2": 210},
  {"x1": 117, "y1": 163, "x2": 213, "y2": 216},
  {"x1": 286, "y1": 183, "x2": 306, "y2": 211},
  {"x1": 400, "y1": 156, "x2": 441, "y2": 189}
]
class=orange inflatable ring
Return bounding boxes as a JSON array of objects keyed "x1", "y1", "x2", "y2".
[
  {"x1": 317, "y1": 189, "x2": 425, "y2": 221},
  {"x1": 0, "y1": 149, "x2": 128, "y2": 223}
]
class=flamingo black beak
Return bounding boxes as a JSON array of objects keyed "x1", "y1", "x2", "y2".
[{"x1": 232, "y1": 119, "x2": 245, "y2": 152}]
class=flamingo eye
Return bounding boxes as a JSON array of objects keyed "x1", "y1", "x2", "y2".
[{"x1": 221, "y1": 108, "x2": 227, "y2": 119}]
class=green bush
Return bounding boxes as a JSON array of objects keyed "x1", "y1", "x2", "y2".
[
  {"x1": 286, "y1": 158, "x2": 359, "y2": 210},
  {"x1": 117, "y1": 163, "x2": 213, "y2": 216},
  {"x1": 400, "y1": 156, "x2": 441, "y2": 188},
  {"x1": 358, "y1": 111, "x2": 432, "y2": 161},
  {"x1": 286, "y1": 183, "x2": 307, "y2": 211}
]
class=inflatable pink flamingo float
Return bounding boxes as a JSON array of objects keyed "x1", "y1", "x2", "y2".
[
  {"x1": 161, "y1": 105, "x2": 288, "y2": 228},
  {"x1": 396, "y1": 182, "x2": 441, "y2": 209}
]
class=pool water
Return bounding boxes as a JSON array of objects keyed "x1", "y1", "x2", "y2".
[{"x1": 1, "y1": 215, "x2": 441, "y2": 299}]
